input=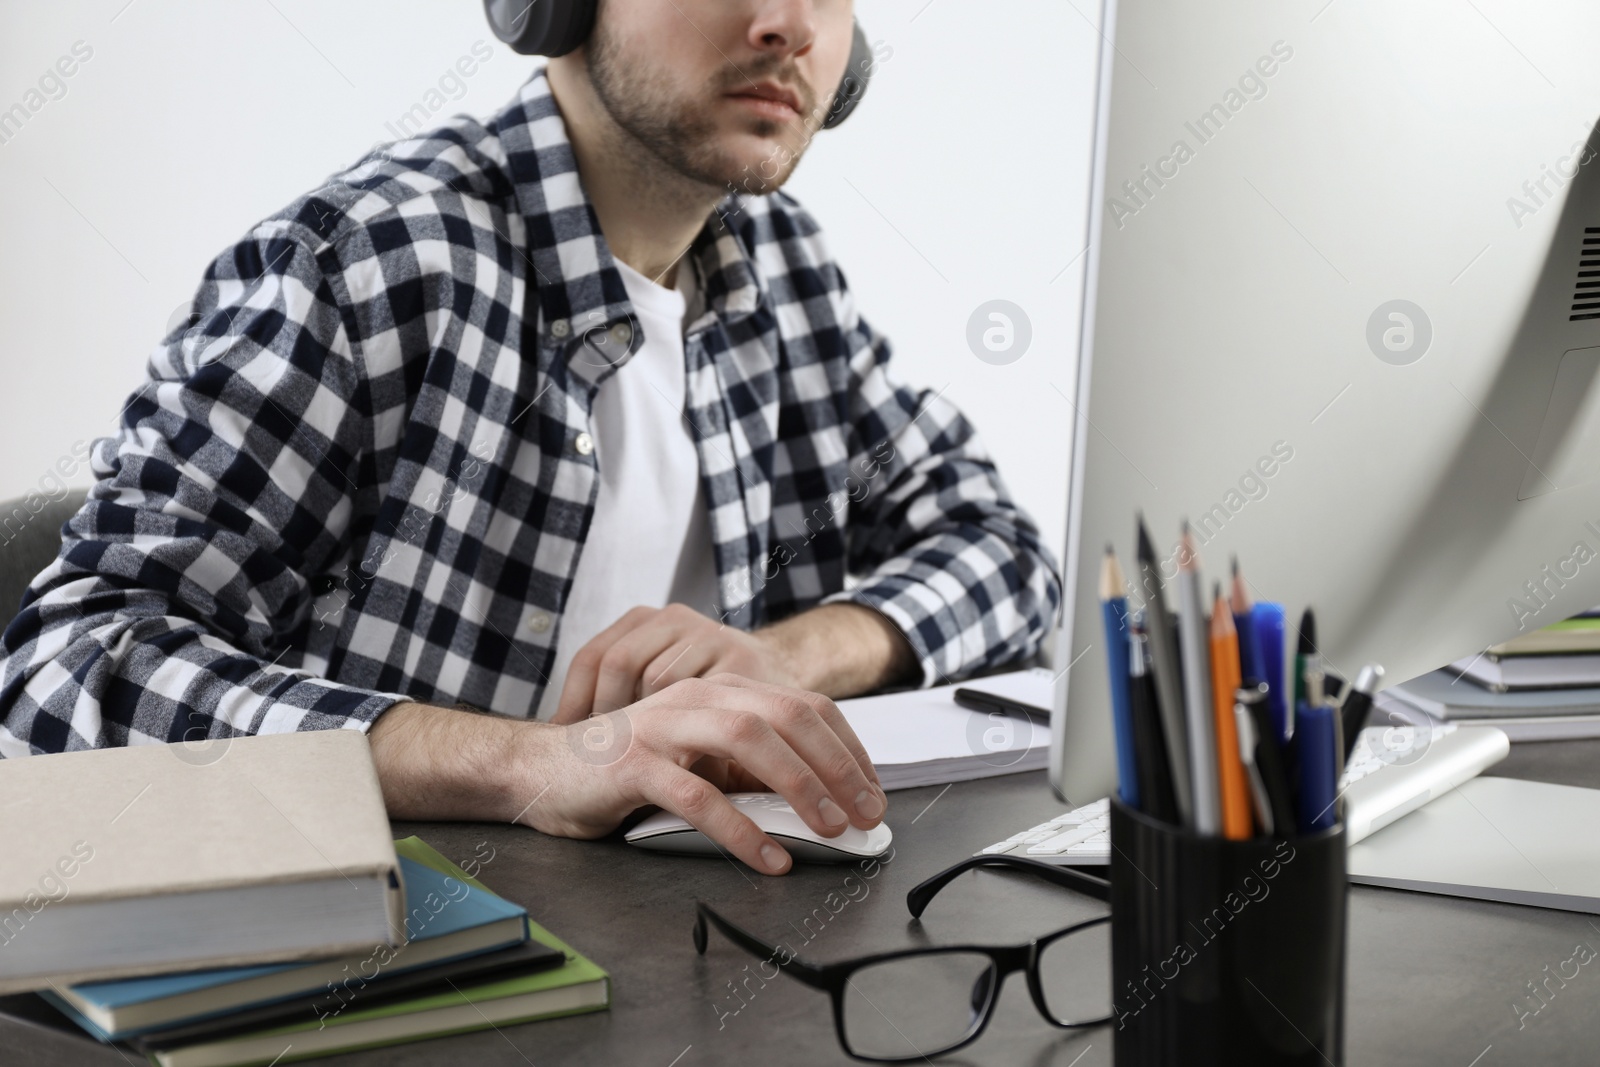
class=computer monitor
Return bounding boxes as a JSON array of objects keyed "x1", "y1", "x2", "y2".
[{"x1": 1052, "y1": 0, "x2": 1600, "y2": 805}]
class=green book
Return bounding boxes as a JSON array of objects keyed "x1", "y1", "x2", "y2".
[
  {"x1": 140, "y1": 837, "x2": 609, "y2": 1067},
  {"x1": 1489, "y1": 613, "x2": 1600, "y2": 656}
]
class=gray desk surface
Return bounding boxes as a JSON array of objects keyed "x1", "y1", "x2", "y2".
[{"x1": 7, "y1": 740, "x2": 1600, "y2": 1067}]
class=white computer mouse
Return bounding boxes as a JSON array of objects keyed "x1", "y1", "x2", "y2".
[{"x1": 624, "y1": 792, "x2": 893, "y2": 863}]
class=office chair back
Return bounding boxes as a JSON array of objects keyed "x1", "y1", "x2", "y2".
[{"x1": 0, "y1": 489, "x2": 89, "y2": 633}]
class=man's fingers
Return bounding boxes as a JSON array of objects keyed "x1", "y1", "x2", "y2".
[
  {"x1": 660, "y1": 682, "x2": 882, "y2": 838},
  {"x1": 646, "y1": 765, "x2": 792, "y2": 875},
  {"x1": 641, "y1": 641, "x2": 716, "y2": 697},
  {"x1": 690, "y1": 755, "x2": 771, "y2": 794},
  {"x1": 554, "y1": 606, "x2": 660, "y2": 722},
  {"x1": 591, "y1": 619, "x2": 688, "y2": 716},
  {"x1": 547, "y1": 700, "x2": 587, "y2": 727},
  {"x1": 707, "y1": 673, "x2": 884, "y2": 793}
]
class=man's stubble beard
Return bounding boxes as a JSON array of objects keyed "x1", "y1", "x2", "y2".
[{"x1": 585, "y1": 21, "x2": 818, "y2": 194}]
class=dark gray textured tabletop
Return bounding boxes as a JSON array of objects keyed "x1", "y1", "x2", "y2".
[{"x1": 6, "y1": 740, "x2": 1599, "y2": 1067}]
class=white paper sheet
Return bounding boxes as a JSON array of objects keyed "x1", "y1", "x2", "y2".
[{"x1": 837, "y1": 668, "x2": 1054, "y2": 789}]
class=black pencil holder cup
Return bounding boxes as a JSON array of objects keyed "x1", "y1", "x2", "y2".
[{"x1": 1109, "y1": 799, "x2": 1347, "y2": 1066}]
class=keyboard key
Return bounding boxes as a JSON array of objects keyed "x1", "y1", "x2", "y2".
[
  {"x1": 1026, "y1": 825, "x2": 1102, "y2": 855},
  {"x1": 977, "y1": 797, "x2": 1116, "y2": 865}
]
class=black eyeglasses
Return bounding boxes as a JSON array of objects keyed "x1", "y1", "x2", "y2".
[{"x1": 692, "y1": 855, "x2": 1113, "y2": 1063}]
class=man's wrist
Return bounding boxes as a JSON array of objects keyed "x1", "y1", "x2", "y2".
[
  {"x1": 368, "y1": 700, "x2": 550, "y2": 823},
  {"x1": 757, "y1": 602, "x2": 918, "y2": 698}
]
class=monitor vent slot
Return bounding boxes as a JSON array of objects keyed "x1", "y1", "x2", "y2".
[{"x1": 1573, "y1": 227, "x2": 1600, "y2": 321}]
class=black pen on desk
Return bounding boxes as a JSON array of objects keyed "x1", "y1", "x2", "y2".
[
  {"x1": 1136, "y1": 516, "x2": 1194, "y2": 828},
  {"x1": 1340, "y1": 664, "x2": 1384, "y2": 765},
  {"x1": 952, "y1": 688, "x2": 1049, "y2": 724}
]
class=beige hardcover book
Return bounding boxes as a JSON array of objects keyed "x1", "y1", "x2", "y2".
[{"x1": 0, "y1": 730, "x2": 403, "y2": 993}]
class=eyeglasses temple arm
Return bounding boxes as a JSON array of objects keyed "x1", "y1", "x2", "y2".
[
  {"x1": 905, "y1": 855, "x2": 1110, "y2": 918},
  {"x1": 693, "y1": 901, "x2": 832, "y2": 988}
]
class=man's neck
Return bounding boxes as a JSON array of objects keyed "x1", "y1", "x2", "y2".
[{"x1": 546, "y1": 62, "x2": 723, "y2": 290}]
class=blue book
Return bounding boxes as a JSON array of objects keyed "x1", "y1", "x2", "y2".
[{"x1": 43, "y1": 857, "x2": 527, "y2": 1041}]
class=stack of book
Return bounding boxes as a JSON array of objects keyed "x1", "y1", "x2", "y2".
[
  {"x1": 0, "y1": 733, "x2": 608, "y2": 1065},
  {"x1": 1380, "y1": 611, "x2": 1600, "y2": 740}
]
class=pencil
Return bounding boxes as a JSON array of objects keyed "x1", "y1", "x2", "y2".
[
  {"x1": 1210, "y1": 583, "x2": 1252, "y2": 839},
  {"x1": 1136, "y1": 515, "x2": 1194, "y2": 827},
  {"x1": 1229, "y1": 555, "x2": 1259, "y2": 681},
  {"x1": 1177, "y1": 522, "x2": 1220, "y2": 835},
  {"x1": 1100, "y1": 546, "x2": 1139, "y2": 810},
  {"x1": 1130, "y1": 612, "x2": 1179, "y2": 823}
]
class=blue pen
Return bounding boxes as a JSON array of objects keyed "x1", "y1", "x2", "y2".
[
  {"x1": 1100, "y1": 546, "x2": 1140, "y2": 808},
  {"x1": 1293, "y1": 700, "x2": 1339, "y2": 833},
  {"x1": 1251, "y1": 602, "x2": 1289, "y2": 745}
]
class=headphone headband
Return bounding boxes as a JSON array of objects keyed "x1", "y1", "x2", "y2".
[{"x1": 483, "y1": 0, "x2": 872, "y2": 130}]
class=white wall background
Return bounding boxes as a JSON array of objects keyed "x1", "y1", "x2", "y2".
[{"x1": 0, "y1": 0, "x2": 1099, "y2": 566}]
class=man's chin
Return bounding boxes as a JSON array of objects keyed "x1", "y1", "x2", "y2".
[{"x1": 710, "y1": 134, "x2": 809, "y2": 192}]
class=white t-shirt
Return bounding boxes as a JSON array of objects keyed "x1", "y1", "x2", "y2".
[{"x1": 537, "y1": 257, "x2": 719, "y2": 719}]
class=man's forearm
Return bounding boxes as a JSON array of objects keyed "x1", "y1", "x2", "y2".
[
  {"x1": 367, "y1": 701, "x2": 545, "y2": 823},
  {"x1": 756, "y1": 603, "x2": 918, "y2": 699},
  {"x1": 369, "y1": 605, "x2": 909, "y2": 823}
]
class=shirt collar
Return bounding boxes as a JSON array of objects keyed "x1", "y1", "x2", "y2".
[{"x1": 493, "y1": 68, "x2": 768, "y2": 369}]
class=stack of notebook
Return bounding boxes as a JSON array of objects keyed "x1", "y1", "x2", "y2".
[
  {"x1": 838, "y1": 668, "x2": 1053, "y2": 788},
  {"x1": 1447, "y1": 610, "x2": 1600, "y2": 692},
  {"x1": 1377, "y1": 672, "x2": 1600, "y2": 740},
  {"x1": 1379, "y1": 610, "x2": 1600, "y2": 740},
  {"x1": 0, "y1": 732, "x2": 406, "y2": 994},
  {"x1": 76, "y1": 838, "x2": 609, "y2": 1067},
  {"x1": 0, "y1": 733, "x2": 608, "y2": 1065}
]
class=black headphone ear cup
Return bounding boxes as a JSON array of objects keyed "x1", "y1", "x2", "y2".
[
  {"x1": 822, "y1": 20, "x2": 874, "y2": 130},
  {"x1": 483, "y1": 0, "x2": 597, "y2": 57}
]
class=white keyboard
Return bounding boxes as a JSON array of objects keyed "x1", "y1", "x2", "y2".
[
  {"x1": 979, "y1": 797, "x2": 1111, "y2": 865},
  {"x1": 976, "y1": 721, "x2": 1510, "y2": 865}
]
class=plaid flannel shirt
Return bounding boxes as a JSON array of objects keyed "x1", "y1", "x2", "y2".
[{"x1": 0, "y1": 70, "x2": 1060, "y2": 756}]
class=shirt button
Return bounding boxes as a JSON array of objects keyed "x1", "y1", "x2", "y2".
[
  {"x1": 610, "y1": 322, "x2": 632, "y2": 345},
  {"x1": 525, "y1": 611, "x2": 552, "y2": 634},
  {"x1": 574, "y1": 432, "x2": 594, "y2": 456},
  {"x1": 550, "y1": 318, "x2": 570, "y2": 338}
]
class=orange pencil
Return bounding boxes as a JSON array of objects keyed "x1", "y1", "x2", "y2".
[{"x1": 1210, "y1": 582, "x2": 1253, "y2": 839}]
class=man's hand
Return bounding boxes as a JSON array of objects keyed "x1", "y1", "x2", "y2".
[
  {"x1": 552, "y1": 602, "x2": 917, "y2": 724},
  {"x1": 369, "y1": 674, "x2": 889, "y2": 875}
]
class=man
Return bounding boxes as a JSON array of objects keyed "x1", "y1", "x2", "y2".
[{"x1": 0, "y1": 0, "x2": 1059, "y2": 875}]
